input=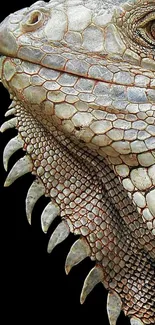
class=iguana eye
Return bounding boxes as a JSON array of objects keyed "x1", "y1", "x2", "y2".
[
  {"x1": 150, "y1": 20, "x2": 155, "y2": 38},
  {"x1": 137, "y1": 12, "x2": 155, "y2": 47},
  {"x1": 22, "y1": 10, "x2": 44, "y2": 32}
]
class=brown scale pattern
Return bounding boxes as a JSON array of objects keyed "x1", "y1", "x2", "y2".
[{"x1": 15, "y1": 104, "x2": 155, "y2": 323}]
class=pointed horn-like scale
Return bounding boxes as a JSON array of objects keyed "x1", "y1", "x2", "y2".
[
  {"x1": 80, "y1": 266, "x2": 104, "y2": 304},
  {"x1": 8, "y1": 100, "x2": 17, "y2": 109},
  {"x1": 4, "y1": 155, "x2": 33, "y2": 187},
  {"x1": 26, "y1": 179, "x2": 45, "y2": 224},
  {"x1": 5, "y1": 108, "x2": 16, "y2": 117},
  {"x1": 65, "y1": 238, "x2": 91, "y2": 275},
  {"x1": 0, "y1": 117, "x2": 17, "y2": 132},
  {"x1": 41, "y1": 201, "x2": 60, "y2": 233},
  {"x1": 107, "y1": 291, "x2": 122, "y2": 325},
  {"x1": 47, "y1": 220, "x2": 70, "y2": 254},
  {"x1": 130, "y1": 318, "x2": 144, "y2": 325},
  {"x1": 3, "y1": 135, "x2": 24, "y2": 171}
]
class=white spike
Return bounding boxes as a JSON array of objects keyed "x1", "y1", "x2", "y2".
[
  {"x1": 80, "y1": 266, "x2": 103, "y2": 304},
  {"x1": 65, "y1": 238, "x2": 91, "y2": 275},
  {"x1": 26, "y1": 179, "x2": 45, "y2": 224},
  {"x1": 107, "y1": 291, "x2": 122, "y2": 325},
  {"x1": 5, "y1": 108, "x2": 16, "y2": 117},
  {"x1": 3, "y1": 135, "x2": 24, "y2": 171},
  {"x1": 4, "y1": 155, "x2": 33, "y2": 187},
  {"x1": 0, "y1": 117, "x2": 17, "y2": 132},
  {"x1": 47, "y1": 220, "x2": 70, "y2": 254},
  {"x1": 41, "y1": 201, "x2": 60, "y2": 233},
  {"x1": 130, "y1": 318, "x2": 144, "y2": 325},
  {"x1": 8, "y1": 101, "x2": 16, "y2": 109}
]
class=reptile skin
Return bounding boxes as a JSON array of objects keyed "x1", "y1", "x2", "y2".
[{"x1": 0, "y1": 1, "x2": 155, "y2": 324}]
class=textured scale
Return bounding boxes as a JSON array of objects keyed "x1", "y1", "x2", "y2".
[{"x1": 0, "y1": 0, "x2": 155, "y2": 324}]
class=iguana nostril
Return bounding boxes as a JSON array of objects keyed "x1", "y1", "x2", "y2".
[
  {"x1": 22, "y1": 10, "x2": 44, "y2": 31},
  {"x1": 28, "y1": 11, "x2": 41, "y2": 24}
]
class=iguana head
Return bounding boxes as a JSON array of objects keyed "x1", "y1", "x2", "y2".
[
  {"x1": 0, "y1": 0, "x2": 154, "y2": 151},
  {"x1": 0, "y1": 1, "x2": 155, "y2": 324}
]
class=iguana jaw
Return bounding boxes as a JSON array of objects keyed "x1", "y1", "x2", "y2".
[
  {"x1": 1, "y1": 56, "x2": 155, "y2": 158},
  {"x1": 0, "y1": 0, "x2": 154, "y2": 125}
]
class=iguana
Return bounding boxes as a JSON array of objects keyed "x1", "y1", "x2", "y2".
[{"x1": 0, "y1": 0, "x2": 155, "y2": 324}]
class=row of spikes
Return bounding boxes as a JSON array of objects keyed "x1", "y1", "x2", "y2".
[{"x1": 0, "y1": 106, "x2": 144, "y2": 325}]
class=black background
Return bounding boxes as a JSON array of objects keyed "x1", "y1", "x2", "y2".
[{"x1": 0, "y1": 2, "x2": 130, "y2": 324}]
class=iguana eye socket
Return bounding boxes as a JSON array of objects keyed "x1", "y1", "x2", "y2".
[
  {"x1": 150, "y1": 20, "x2": 155, "y2": 38},
  {"x1": 137, "y1": 12, "x2": 155, "y2": 47},
  {"x1": 22, "y1": 10, "x2": 44, "y2": 32}
]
